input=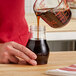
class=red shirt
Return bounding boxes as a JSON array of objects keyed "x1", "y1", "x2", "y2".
[{"x1": 0, "y1": 0, "x2": 29, "y2": 46}]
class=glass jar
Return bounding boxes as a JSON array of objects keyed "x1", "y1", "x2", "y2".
[{"x1": 26, "y1": 25, "x2": 49, "y2": 65}]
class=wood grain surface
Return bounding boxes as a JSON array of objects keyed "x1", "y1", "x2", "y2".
[{"x1": 0, "y1": 51, "x2": 76, "y2": 76}]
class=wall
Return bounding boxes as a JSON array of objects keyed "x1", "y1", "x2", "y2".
[{"x1": 25, "y1": 0, "x2": 35, "y2": 13}]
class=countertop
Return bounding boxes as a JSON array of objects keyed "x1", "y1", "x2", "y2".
[{"x1": 0, "y1": 51, "x2": 76, "y2": 76}]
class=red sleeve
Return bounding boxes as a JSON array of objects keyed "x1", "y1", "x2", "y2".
[{"x1": 0, "y1": 0, "x2": 30, "y2": 46}]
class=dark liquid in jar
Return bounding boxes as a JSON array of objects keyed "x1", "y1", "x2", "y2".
[
  {"x1": 35, "y1": 8, "x2": 71, "y2": 28},
  {"x1": 26, "y1": 39, "x2": 49, "y2": 65}
]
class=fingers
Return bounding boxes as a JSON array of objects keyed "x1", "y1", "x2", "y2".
[
  {"x1": 10, "y1": 42, "x2": 37, "y2": 60},
  {"x1": 7, "y1": 46, "x2": 37, "y2": 65},
  {"x1": 18, "y1": 59, "x2": 27, "y2": 65},
  {"x1": 9, "y1": 56, "x2": 19, "y2": 64}
]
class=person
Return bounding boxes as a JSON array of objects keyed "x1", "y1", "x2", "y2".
[{"x1": 0, "y1": 0, "x2": 37, "y2": 65}]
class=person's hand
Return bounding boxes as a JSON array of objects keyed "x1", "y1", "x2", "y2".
[{"x1": 0, "y1": 41, "x2": 37, "y2": 65}]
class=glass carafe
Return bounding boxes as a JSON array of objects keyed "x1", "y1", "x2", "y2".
[
  {"x1": 33, "y1": 0, "x2": 72, "y2": 28},
  {"x1": 26, "y1": 26, "x2": 49, "y2": 65}
]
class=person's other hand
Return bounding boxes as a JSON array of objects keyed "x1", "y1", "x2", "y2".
[{"x1": 0, "y1": 41, "x2": 37, "y2": 65}]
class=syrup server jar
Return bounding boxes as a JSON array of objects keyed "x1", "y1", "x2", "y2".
[{"x1": 26, "y1": 26, "x2": 49, "y2": 65}]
